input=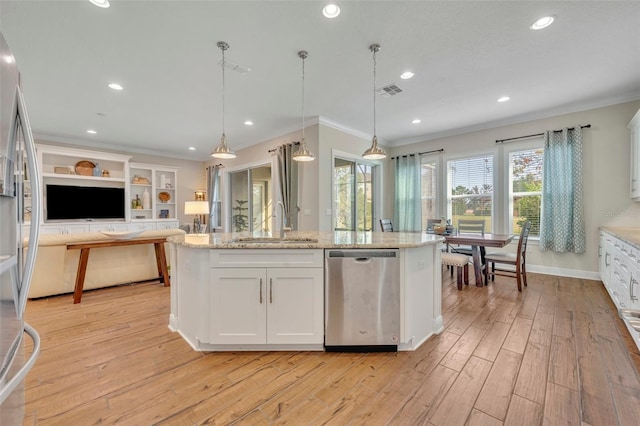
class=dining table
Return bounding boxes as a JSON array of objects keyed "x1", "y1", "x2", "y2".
[{"x1": 443, "y1": 233, "x2": 514, "y2": 286}]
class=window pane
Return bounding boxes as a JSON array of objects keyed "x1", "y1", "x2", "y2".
[
  {"x1": 420, "y1": 157, "x2": 438, "y2": 230},
  {"x1": 510, "y1": 148, "x2": 543, "y2": 236},
  {"x1": 447, "y1": 154, "x2": 493, "y2": 232}
]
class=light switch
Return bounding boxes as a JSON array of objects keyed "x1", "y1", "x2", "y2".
[
  {"x1": 326, "y1": 208, "x2": 332, "y2": 216},
  {"x1": 304, "y1": 209, "x2": 311, "y2": 216}
]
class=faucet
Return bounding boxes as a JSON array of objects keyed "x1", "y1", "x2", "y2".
[{"x1": 276, "y1": 201, "x2": 291, "y2": 239}]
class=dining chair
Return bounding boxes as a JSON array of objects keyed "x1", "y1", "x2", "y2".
[
  {"x1": 484, "y1": 220, "x2": 531, "y2": 291},
  {"x1": 450, "y1": 219, "x2": 485, "y2": 256},
  {"x1": 380, "y1": 218, "x2": 393, "y2": 232}
]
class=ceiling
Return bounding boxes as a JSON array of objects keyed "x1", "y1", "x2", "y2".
[{"x1": 1, "y1": 1, "x2": 639, "y2": 160}]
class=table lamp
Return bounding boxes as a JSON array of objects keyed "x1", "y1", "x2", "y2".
[{"x1": 184, "y1": 201, "x2": 210, "y2": 234}]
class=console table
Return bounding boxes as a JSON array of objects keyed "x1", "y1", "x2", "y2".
[{"x1": 67, "y1": 237, "x2": 170, "y2": 303}]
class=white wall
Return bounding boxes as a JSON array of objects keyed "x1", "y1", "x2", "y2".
[
  {"x1": 34, "y1": 138, "x2": 207, "y2": 225},
  {"x1": 387, "y1": 100, "x2": 640, "y2": 278}
]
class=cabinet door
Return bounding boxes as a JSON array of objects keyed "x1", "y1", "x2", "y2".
[
  {"x1": 210, "y1": 268, "x2": 266, "y2": 344},
  {"x1": 266, "y1": 268, "x2": 324, "y2": 344}
]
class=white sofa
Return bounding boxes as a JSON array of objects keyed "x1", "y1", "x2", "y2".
[{"x1": 27, "y1": 228, "x2": 185, "y2": 298}]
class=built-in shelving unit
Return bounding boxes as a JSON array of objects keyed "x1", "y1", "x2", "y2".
[{"x1": 35, "y1": 145, "x2": 179, "y2": 233}]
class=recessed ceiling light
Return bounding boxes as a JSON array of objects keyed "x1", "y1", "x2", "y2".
[
  {"x1": 530, "y1": 16, "x2": 555, "y2": 30},
  {"x1": 497, "y1": 96, "x2": 511, "y2": 103},
  {"x1": 89, "y1": 0, "x2": 110, "y2": 8},
  {"x1": 108, "y1": 83, "x2": 123, "y2": 91},
  {"x1": 400, "y1": 71, "x2": 415, "y2": 80},
  {"x1": 3, "y1": 55, "x2": 14, "y2": 64},
  {"x1": 87, "y1": 129, "x2": 97, "y2": 134},
  {"x1": 322, "y1": 4, "x2": 340, "y2": 19},
  {"x1": 412, "y1": 119, "x2": 421, "y2": 124},
  {"x1": 244, "y1": 120, "x2": 254, "y2": 126},
  {"x1": 188, "y1": 147, "x2": 196, "y2": 151}
]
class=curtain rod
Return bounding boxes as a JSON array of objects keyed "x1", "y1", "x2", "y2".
[
  {"x1": 267, "y1": 141, "x2": 300, "y2": 153},
  {"x1": 207, "y1": 163, "x2": 224, "y2": 169},
  {"x1": 390, "y1": 148, "x2": 444, "y2": 160},
  {"x1": 495, "y1": 124, "x2": 591, "y2": 144}
]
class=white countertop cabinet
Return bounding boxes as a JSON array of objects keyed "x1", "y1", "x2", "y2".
[
  {"x1": 169, "y1": 232, "x2": 444, "y2": 352},
  {"x1": 599, "y1": 228, "x2": 640, "y2": 351}
]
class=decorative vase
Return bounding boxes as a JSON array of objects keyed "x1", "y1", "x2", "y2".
[{"x1": 142, "y1": 188, "x2": 150, "y2": 210}]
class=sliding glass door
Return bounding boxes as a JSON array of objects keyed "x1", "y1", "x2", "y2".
[
  {"x1": 229, "y1": 165, "x2": 272, "y2": 233},
  {"x1": 333, "y1": 158, "x2": 375, "y2": 231}
]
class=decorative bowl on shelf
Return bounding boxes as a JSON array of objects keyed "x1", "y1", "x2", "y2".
[
  {"x1": 74, "y1": 160, "x2": 96, "y2": 176},
  {"x1": 101, "y1": 230, "x2": 145, "y2": 240},
  {"x1": 158, "y1": 191, "x2": 171, "y2": 202}
]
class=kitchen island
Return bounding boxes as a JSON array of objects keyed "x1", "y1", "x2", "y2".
[{"x1": 167, "y1": 231, "x2": 444, "y2": 352}]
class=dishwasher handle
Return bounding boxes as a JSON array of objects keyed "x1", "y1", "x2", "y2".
[{"x1": 327, "y1": 250, "x2": 398, "y2": 258}]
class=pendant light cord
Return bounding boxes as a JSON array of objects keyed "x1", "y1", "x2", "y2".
[
  {"x1": 372, "y1": 47, "x2": 377, "y2": 138},
  {"x1": 221, "y1": 46, "x2": 226, "y2": 137},
  {"x1": 301, "y1": 53, "x2": 305, "y2": 141}
]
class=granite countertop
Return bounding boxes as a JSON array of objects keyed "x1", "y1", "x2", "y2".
[
  {"x1": 168, "y1": 231, "x2": 445, "y2": 249},
  {"x1": 601, "y1": 227, "x2": 640, "y2": 249}
]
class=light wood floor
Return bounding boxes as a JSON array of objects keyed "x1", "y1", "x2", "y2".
[{"x1": 22, "y1": 272, "x2": 640, "y2": 425}]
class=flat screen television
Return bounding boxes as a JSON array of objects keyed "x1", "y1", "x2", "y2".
[{"x1": 46, "y1": 184, "x2": 125, "y2": 221}]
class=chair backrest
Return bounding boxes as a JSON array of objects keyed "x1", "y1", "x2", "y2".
[
  {"x1": 426, "y1": 218, "x2": 441, "y2": 233},
  {"x1": 457, "y1": 219, "x2": 485, "y2": 235},
  {"x1": 380, "y1": 219, "x2": 393, "y2": 232},
  {"x1": 516, "y1": 220, "x2": 532, "y2": 261}
]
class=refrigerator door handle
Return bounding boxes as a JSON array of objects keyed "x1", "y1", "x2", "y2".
[
  {"x1": 16, "y1": 86, "x2": 40, "y2": 318},
  {"x1": 0, "y1": 323, "x2": 40, "y2": 405}
]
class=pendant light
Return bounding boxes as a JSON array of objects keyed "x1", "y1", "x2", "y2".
[
  {"x1": 362, "y1": 43, "x2": 387, "y2": 160},
  {"x1": 292, "y1": 50, "x2": 315, "y2": 162},
  {"x1": 211, "y1": 41, "x2": 237, "y2": 159}
]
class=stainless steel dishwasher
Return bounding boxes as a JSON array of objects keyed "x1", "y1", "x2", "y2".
[{"x1": 325, "y1": 249, "x2": 400, "y2": 352}]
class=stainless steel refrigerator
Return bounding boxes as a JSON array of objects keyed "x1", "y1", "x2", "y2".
[{"x1": 0, "y1": 31, "x2": 41, "y2": 424}]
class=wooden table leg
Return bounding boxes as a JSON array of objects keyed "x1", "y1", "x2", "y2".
[
  {"x1": 154, "y1": 242, "x2": 170, "y2": 287},
  {"x1": 471, "y1": 245, "x2": 484, "y2": 287},
  {"x1": 73, "y1": 248, "x2": 90, "y2": 304}
]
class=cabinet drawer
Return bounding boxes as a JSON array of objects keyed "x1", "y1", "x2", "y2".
[{"x1": 210, "y1": 249, "x2": 323, "y2": 268}]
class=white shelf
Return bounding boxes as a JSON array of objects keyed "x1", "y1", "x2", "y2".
[{"x1": 42, "y1": 172, "x2": 126, "y2": 183}]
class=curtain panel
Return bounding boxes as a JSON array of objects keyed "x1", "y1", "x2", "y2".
[
  {"x1": 276, "y1": 144, "x2": 300, "y2": 229},
  {"x1": 539, "y1": 127, "x2": 586, "y2": 253},
  {"x1": 393, "y1": 155, "x2": 422, "y2": 232},
  {"x1": 206, "y1": 164, "x2": 222, "y2": 230}
]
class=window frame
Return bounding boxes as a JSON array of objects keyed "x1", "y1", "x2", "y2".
[{"x1": 503, "y1": 138, "x2": 544, "y2": 239}]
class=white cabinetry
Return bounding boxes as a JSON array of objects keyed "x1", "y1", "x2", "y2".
[
  {"x1": 629, "y1": 108, "x2": 640, "y2": 200},
  {"x1": 210, "y1": 267, "x2": 324, "y2": 345},
  {"x1": 599, "y1": 229, "x2": 640, "y2": 351}
]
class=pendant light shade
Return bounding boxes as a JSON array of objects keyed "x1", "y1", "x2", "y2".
[
  {"x1": 211, "y1": 41, "x2": 237, "y2": 159},
  {"x1": 292, "y1": 50, "x2": 315, "y2": 162},
  {"x1": 362, "y1": 43, "x2": 387, "y2": 160}
]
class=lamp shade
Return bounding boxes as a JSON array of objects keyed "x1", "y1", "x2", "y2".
[{"x1": 184, "y1": 201, "x2": 210, "y2": 215}]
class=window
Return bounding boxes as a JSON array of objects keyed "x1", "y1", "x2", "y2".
[
  {"x1": 447, "y1": 154, "x2": 493, "y2": 232},
  {"x1": 420, "y1": 156, "x2": 439, "y2": 230},
  {"x1": 334, "y1": 158, "x2": 374, "y2": 231},
  {"x1": 509, "y1": 148, "x2": 543, "y2": 237},
  {"x1": 229, "y1": 165, "x2": 272, "y2": 233}
]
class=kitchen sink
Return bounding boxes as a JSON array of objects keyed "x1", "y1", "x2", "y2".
[{"x1": 231, "y1": 237, "x2": 318, "y2": 244}]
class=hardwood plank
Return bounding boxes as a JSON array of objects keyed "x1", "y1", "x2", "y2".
[
  {"x1": 473, "y1": 321, "x2": 511, "y2": 362},
  {"x1": 548, "y1": 335, "x2": 578, "y2": 390},
  {"x1": 514, "y1": 342, "x2": 550, "y2": 404},
  {"x1": 529, "y1": 312, "x2": 554, "y2": 347},
  {"x1": 504, "y1": 394, "x2": 543, "y2": 426},
  {"x1": 466, "y1": 409, "x2": 503, "y2": 426},
  {"x1": 543, "y1": 382, "x2": 580, "y2": 426},
  {"x1": 440, "y1": 325, "x2": 487, "y2": 371},
  {"x1": 475, "y1": 349, "x2": 523, "y2": 420},
  {"x1": 598, "y1": 335, "x2": 640, "y2": 390},
  {"x1": 502, "y1": 316, "x2": 533, "y2": 354},
  {"x1": 610, "y1": 383, "x2": 640, "y2": 425},
  {"x1": 429, "y1": 356, "x2": 493, "y2": 426}
]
